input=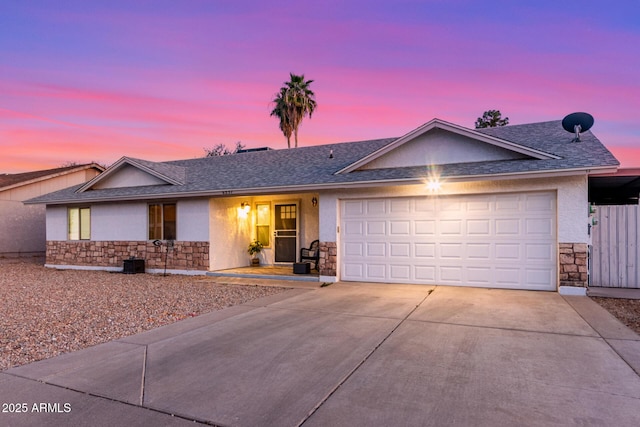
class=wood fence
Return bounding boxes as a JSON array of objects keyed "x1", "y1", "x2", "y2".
[{"x1": 591, "y1": 205, "x2": 639, "y2": 288}]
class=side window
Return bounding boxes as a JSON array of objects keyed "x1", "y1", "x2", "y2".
[
  {"x1": 149, "y1": 203, "x2": 177, "y2": 240},
  {"x1": 256, "y1": 203, "x2": 270, "y2": 247},
  {"x1": 68, "y1": 207, "x2": 91, "y2": 240}
]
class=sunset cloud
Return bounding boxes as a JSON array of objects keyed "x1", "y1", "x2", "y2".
[{"x1": 1, "y1": 1, "x2": 638, "y2": 173}]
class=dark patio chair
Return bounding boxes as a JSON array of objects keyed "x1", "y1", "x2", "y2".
[{"x1": 300, "y1": 240, "x2": 320, "y2": 270}]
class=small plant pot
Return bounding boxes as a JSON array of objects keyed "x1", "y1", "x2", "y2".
[{"x1": 251, "y1": 258, "x2": 260, "y2": 266}]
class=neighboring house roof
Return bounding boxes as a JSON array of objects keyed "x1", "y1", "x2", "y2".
[
  {"x1": 0, "y1": 163, "x2": 105, "y2": 193},
  {"x1": 25, "y1": 118, "x2": 619, "y2": 205}
]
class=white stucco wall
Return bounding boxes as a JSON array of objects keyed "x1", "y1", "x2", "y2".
[
  {"x1": 92, "y1": 165, "x2": 166, "y2": 189},
  {"x1": 46, "y1": 206, "x2": 68, "y2": 241},
  {"x1": 320, "y1": 174, "x2": 589, "y2": 244},
  {"x1": 177, "y1": 199, "x2": 210, "y2": 242},
  {"x1": 46, "y1": 199, "x2": 210, "y2": 243},
  {"x1": 361, "y1": 129, "x2": 525, "y2": 170},
  {"x1": 209, "y1": 198, "x2": 253, "y2": 270},
  {"x1": 91, "y1": 203, "x2": 148, "y2": 241}
]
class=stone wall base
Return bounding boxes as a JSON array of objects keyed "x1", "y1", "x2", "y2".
[
  {"x1": 559, "y1": 243, "x2": 588, "y2": 288},
  {"x1": 46, "y1": 240, "x2": 209, "y2": 271},
  {"x1": 319, "y1": 241, "x2": 337, "y2": 277}
]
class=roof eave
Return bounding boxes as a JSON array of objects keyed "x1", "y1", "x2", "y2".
[{"x1": 30, "y1": 165, "x2": 616, "y2": 206}]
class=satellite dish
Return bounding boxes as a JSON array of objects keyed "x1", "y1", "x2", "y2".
[{"x1": 562, "y1": 112, "x2": 594, "y2": 142}]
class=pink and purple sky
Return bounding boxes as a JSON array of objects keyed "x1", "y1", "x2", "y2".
[{"x1": 1, "y1": 0, "x2": 639, "y2": 173}]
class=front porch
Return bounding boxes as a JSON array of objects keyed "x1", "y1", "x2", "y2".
[{"x1": 208, "y1": 265, "x2": 320, "y2": 282}]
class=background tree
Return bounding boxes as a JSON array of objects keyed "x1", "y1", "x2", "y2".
[
  {"x1": 270, "y1": 73, "x2": 316, "y2": 148},
  {"x1": 203, "y1": 141, "x2": 245, "y2": 157},
  {"x1": 475, "y1": 110, "x2": 509, "y2": 128}
]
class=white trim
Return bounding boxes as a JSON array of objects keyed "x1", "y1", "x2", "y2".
[
  {"x1": 45, "y1": 264, "x2": 207, "y2": 276},
  {"x1": 45, "y1": 264, "x2": 122, "y2": 272},
  {"x1": 319, "y1": 275, "x2": 338, "y2": 283},
  {"x1": 558, "y1": 286, "x2": 587, "y2": 296},
  {"x1": 146, "y1": 268, "x2": 207, "y2": 276}
]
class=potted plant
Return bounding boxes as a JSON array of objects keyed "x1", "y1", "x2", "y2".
[{"x1": 247, "y1": 240, "x2": 264, "y2": 266}]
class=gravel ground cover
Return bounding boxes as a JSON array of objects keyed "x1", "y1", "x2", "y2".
[
  {"x1": 591, "y1": 297, "x2": 640, "y2": 335},
  {"x1": 0, "y1": 260, "x2": 288, "y2": 371}
]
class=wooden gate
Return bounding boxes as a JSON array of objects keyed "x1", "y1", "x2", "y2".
[{"x1": 591, "y1": 205, "x2": 640, "y2": 288}]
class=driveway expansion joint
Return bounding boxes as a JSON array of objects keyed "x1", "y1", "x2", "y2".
[{"x1": 297, "y1": 291, "x2": 434, "y2": 426}]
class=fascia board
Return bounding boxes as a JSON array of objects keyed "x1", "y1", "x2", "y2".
[{"x1": 35, "y1": 165, "x2": 615, "y2": 206}]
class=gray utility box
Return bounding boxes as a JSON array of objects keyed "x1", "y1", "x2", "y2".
[{"x1": 123, "y1": 258, "x2": 145, "y2": 274}]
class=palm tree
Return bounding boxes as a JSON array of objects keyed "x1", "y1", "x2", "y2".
[
  {"x1": 270, "y1": 87, "x2": 294, "y2": 149},
  {"x1": 271, "y1": 73, "x2": 316, "y2": 148}
]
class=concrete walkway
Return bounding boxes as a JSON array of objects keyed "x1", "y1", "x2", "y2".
[{"x1": 1, "y1": 283, "x2": 639, "y2": 426}]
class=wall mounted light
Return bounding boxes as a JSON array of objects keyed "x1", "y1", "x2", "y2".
[
  {"x1": 312, "y1": 197, "x2": 318, "y2": 207},
  {"x1": 238, "y1": 202, "x2": 251, "y2": 219},
  {"x1": 426, "y1": 179, "x2": 441, "y2": 192}
]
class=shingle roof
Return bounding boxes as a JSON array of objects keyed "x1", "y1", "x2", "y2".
[{"x1": 25, "y1": 119, "x2": 619, "y2": 205}]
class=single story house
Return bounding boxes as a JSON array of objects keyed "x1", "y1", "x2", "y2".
[
  {"x1": 0, "y1": 163, "x2": 104, "y2": 257},
  {"x1": 26, "y1": 117, "x2": 619, "y2": 294}
]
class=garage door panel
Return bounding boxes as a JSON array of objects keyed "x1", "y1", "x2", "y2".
[
  {"x1": 366, "y1": 221, "x2": 386, "y2": 235},
  {"x1": 495, "y1": 243, "x2": 521, "y2": 260},
  {"x1": 467, "y1": 219, "x2": 491, "y2": 235},
  {"x1": 365, "y1": 200, "x2": 386, "y2": 215},
  {"x1": 367, "y1": 264, "x2": 386, "y2": 279},
  {"x1": 415, "y1": 220, "x2": 436, "y2": 235},
  {"x1": 341, "y1": 192, "x2": 556, "y2": 290},
  {"x1": 390, "y1": 199, "x2": 411, "y2": 213},
  {"x1": 525, "y1": 218, "x2": 553, "y2": 236},
  {"x1": 415, "y1": 243, "x2": 436, "y2": 258},
  {"x1": 466, "y1": 267, "x2": 492, "y2": 284},
  {"x1": 390, "y1": 221, "x2": 410, "y2": 235},
  {"x1": 467, "y1": 243, "x2": 491, "y2": 259},
  {"x1": 440, "y1": 243, "x2": 463, "y2": 259},
  {"x1": 390, "y1": 243, "x2": 410, "y2": 258},
  {"x1": 440, "y1": 266, "x2": 463, "y2": 283},
  {"x1": 366, "y1": 242, "x2": 385, "y2": 257},
  {"x1": 526, "y1": 243, "x2": 553, "y2": 261},
  {"x1": 345, "y1": 242, "x2": 364, "y2": 257},
  {"x1": 389, "y1": 265, "x2": 411, "y2": 280},
  {"x1": 415, "y1": 265, "x2": 436, "y2": 281},
  {"x1": 344, "y1": 220, "x2": 364, "y2": 236},
  {"x1": 440, "y1": 220, "x2": 463, "y2": 235},
  {"x1": 525, "y1": 193, "x2": 554, "y2": 212},
  {"x1": 415, "y1": 198, "x2": 436, "y2": 212}
]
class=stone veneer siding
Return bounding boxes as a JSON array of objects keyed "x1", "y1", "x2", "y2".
[
  {"x1": 319, "y1": 241, "x2": 337, "y2": 277},
  {"x1": 559, "y1": 243, "x2": 588, "y2": 288},
  {"x1": 46, "y1": 241, "x2": 209, "y2": 271}
]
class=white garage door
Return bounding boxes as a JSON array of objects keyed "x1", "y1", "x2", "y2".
[{"x1": 340, "y1": 192, "x2": 557, "y2": 290}]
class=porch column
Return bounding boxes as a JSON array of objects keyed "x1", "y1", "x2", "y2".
[
  {"x1": 319, "y1": 241, "x2": 337, "y2": 279},
  {"x1": 558, "y1": 243, "x2": 588, "y2": 294}
]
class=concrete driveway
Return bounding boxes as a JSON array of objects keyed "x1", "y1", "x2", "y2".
[{"x1": 2, "y1": 282, "x2": 639, "y2": 426}]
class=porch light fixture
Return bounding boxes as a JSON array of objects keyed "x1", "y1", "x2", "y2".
[
  {"x1": 238, "y1": 202, "x2": 251, "y2": 219},
  {"x1": 424, "y1": 165, "x2": 442, "y2": 193},
  {"x1": 312, "y1": 197, "x2": 318, "y2": 207},
  {"x1": 426, "y1": 179, "x2": 441, "y2": 192}
]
